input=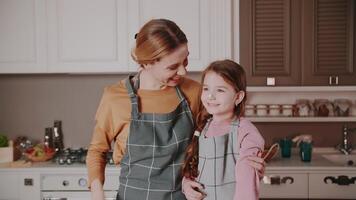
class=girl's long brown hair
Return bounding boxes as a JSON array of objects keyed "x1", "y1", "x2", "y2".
[{"x1": 181, "y1": 59, "x2": 247, "y2": 179}]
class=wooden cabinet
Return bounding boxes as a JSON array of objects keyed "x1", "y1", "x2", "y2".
[
  {"x1": 302, "y1": 0, "x2": 356, "y2": 86},
  {"x1": 0, "y1": 0, "x2": 46, "y2": 73},
  {"x1": 239, "y1": 0, "x2": 356, "y2": 86},
  {"x1": 0, "y1": 0, "x2": 231, "y2": 73}
]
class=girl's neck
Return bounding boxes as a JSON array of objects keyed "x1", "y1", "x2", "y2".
[
  {"x1": 211, "y1": 114, "x2": 237, "y2": 124},
  {"x1": 139, "y1": 70, "x2": 163, "y2": 90}
]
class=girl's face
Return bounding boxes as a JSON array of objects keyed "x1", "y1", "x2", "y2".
[
  {"x1": 145, "y1": 44, "x2": 189, "y2": 87},
  {"x1": 201, "y1": 71, "x2": 242, "y2": 121}
]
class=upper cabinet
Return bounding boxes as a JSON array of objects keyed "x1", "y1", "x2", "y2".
[
  {"x1": 0, "y1": 0, "x2": 46, "y2": 73},
  {"x1": 0, "y1": 0, "x2": 231, "y2": 73},
  {"x1": 126, "y1": 0, "x2": 232, "y2": 72},
  {"x1": 47, "y1": 0, "x2": 130, "y2": 73},
  {"x1": 239, "y1": 0, "x2": 356, "y2": 86}
]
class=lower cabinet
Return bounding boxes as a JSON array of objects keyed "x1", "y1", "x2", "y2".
[
  {"x1": 0, "y1": 171, "x2": 40, "y2": 200},
  {"x1": 261, "y1": 171, "x2": 356, "y2": 199},
  {"x1": 309, "y1": 172, "x2": 356, "y2": 199},
  {"x1": 260, "y1": 172, "x2": 309, "y2": 199}
]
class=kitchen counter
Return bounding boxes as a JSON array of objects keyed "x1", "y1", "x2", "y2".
[
  {"x1": 266, "y1": 150, "x2": 356, "y2": 171},
  {"x1": 0, "y1": 148, "x2": 355, "y2": 172}
]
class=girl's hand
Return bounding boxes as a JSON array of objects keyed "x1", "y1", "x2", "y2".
[
  {"x1": 182, "y1": 177, "x2": 206, "y2": 200},
  {"x1": 247, "y1": 151, "x2": 266, "y2": 180}
]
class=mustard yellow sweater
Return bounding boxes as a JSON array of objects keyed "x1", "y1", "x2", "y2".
[{"x1": 86, "y1": 77, "x2": 201, "y2": 186}]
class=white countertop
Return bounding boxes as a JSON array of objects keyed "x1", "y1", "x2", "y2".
[{"x1": 1, "y1": 148, "x2": 355, "y2": 173}]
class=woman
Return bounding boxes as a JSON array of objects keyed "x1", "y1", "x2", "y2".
[{"x1": 86, "y1": 19, "x2": 265, "y2": 200}]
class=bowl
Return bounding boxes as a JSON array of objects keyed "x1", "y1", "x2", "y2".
[{"x1": 25, "y1": 151, "x2": 55, "y2": 162}]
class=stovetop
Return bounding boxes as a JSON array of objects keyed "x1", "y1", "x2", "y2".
[{"x1": 53, "y1": 148, "x2": 114, "y2": 165}]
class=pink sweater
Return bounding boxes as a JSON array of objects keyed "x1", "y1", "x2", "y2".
[{"x1": 205, "y1": 117, "x2": 265, "y2": 200}]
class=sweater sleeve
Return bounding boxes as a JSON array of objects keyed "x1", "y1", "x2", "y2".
[
  {"x1": 234, "y1": 118, "x2": 265, "y2": 200},
  {"x1": 86, "y1": 87, "x2": 116, "y2": 189}
]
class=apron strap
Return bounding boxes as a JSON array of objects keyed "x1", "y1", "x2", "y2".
[
  {"x1": 125, "y1": 74, "x2": 140, "y2": 119},
  {"x1": 125, "y1": 73, "x2": 189, "y2": 119},
  {"x1": 230, "y1": 119, "x2": 240, "y2": 153}
]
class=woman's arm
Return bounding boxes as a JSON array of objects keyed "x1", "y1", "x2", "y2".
[
  {"x1": 182, "y1": 177, "x2": 206, "y2": 200},
  {"x1": 86, "y1": 87, "x2": 117, "y2": 198},
  {"x1": 235, "y1": 119, "x2": 265, "y2": 200},
  {"x1": 90, "y1": 179, "x2": 105, "y2": 200}
]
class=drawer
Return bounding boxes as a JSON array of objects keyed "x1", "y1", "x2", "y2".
[
  {"x1": 309, "y1": 173, "x2": 356, "y2": 199},
  {"x1": 260, "y1": 173, "x2": 308, "y2": 199},
  {"x1": 42, "y1": 174, "x2": 119, "y2": 191}
]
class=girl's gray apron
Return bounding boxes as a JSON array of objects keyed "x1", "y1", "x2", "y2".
[
  {"x1": 197, "y1": 119, "x2": 240, "y2": 200},
  {"x1": 117, "y1": 75, "x2": 194, "y2": 200}
]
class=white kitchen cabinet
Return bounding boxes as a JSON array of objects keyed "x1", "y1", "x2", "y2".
[
  {"x1": 126, "y1": 0, "x2": 232, "y2": 72},
  {"x1": 260, "y1": 172, "x2": 309, "y2": 199},
  {"x1": 0, "y1": 0, "x2": 232, "y2": 74},
  {"x1": 0, "y1": 0, "x2": 46, "y2": 73},
  {"x1": 47, "y1": 0, "x2": 130, "y2": 73},
  {"x1": 0, "y1": 171, "x2": 40, "y2": 200},
  {"x1": 309, "y1": 172, "x2": 356, "y2": 199}
]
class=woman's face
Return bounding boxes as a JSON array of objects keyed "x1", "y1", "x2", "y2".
[
  {"x1": 201, "y1": 71, "x2": 239, "y2": 120},
  {"x1": 145, "y1": 44, "x2": 189, "y2": 87}
]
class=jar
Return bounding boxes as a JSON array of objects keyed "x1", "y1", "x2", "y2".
[
  {"x1": 333, "y1": 99, "x2": 352, "y2": 116},
  {"x1": 256, "y1": 104, "x2": 268, "y2": 116},
  {"x1": 295, "y1": 99, "x2": 311, "y2": 117},
  {"x1": 314, "y1": 99, "x2": 334, "y2": 117},
  {"x1": 245, "y1": 104, "x2": 256, "y2": 116},
  {"x1": 351, "y1": 100, "x2": 356, "y2": 117},
  {"x1": 269, "y1": 104, "x2": 281, "y2": 116},
  {"x1": 282, "y1": 104, "x2": 293, "y2": 117}
]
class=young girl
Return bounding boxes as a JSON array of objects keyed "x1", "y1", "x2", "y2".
[{"x1": 182, "y1": 60, "x2": 265, "y2": 200}]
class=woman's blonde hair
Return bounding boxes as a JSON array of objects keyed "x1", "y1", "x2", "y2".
[{"x1": 132, "y1": 19, "x2": 188, "y2": 66}]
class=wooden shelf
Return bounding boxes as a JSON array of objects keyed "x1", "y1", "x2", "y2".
[
  {"x1": 245, "y1": 117, "x2": 356, "y2": 122},
  {"x1": 246, "y1": 86, "x2": 356, "y2": 92}
]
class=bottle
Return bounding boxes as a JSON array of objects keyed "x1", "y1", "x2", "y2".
[
  {"x1": 53, "y1": 120, "x2": 64, "y2": 152},
  {"x1": 44, "y1": 127, "x2": 54, "y2": 149}
]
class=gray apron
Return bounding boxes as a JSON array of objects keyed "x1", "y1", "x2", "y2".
[
  {"x1": 117, "y1": 75, "x2": 194, "y2": 200},
  {"x1": 197, "y1": 119, "x2": 240, "y2": 200}
]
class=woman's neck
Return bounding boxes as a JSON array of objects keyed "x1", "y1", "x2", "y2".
[{"x1": 139, "y1": 70, "x2": 162, "y2": 90}]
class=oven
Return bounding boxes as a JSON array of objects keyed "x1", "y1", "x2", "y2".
[{"x1": 41, "y1": 173, "x2": 119, "y2": 200}]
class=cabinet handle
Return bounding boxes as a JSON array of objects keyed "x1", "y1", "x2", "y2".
[
  {"x1": 263, "y1": 175, "x2": 294, "y2": 185},
  {"x1": 324, "y1": 175, "x2": 356, "y2": 185},
  {"x1": 329, "y1": 76, "x2": 339, "y2": 85},
  {"x1": 281, "y1": 176, "x2": 294, "y2": 184}
]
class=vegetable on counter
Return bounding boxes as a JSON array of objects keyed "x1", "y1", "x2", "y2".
[{"x1": 0, "y1": 134, "x2": 9, "y2": 147}]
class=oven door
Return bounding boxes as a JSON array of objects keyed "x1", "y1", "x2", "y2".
[{"x1": 42, "y1": 191, "x2": 117, "y2": 200}]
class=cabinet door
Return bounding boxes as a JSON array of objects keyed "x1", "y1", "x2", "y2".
[
  {"x1": 309, "y1": 173, "x2": 356, "y2": 199},
  {"x1": 239, "y1": 0, "x2": 301, "y2": 86},
  {"x1": 302, "y1": 0, "x2": 356, "y2": 86},
  {"x1": 127, "y1": 0, "x2": 232, "y2": 72},
  {"x1": 0, "y1": 0, "x2": 46, "y2": 73},
  {"x1": 47, "y1": 0, "x2": 129, "y2": 73},
  {"x1": 260, "y1": 172, "x2": 308, "y2": 199},
  {"x1": 18, "y1": 172, "x2": 40, "y2": 200},
  {"x1": 0, "y1": 172, "x2": 19, "y2": 200}
]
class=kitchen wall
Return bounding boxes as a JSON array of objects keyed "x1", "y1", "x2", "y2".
[{"x1": 1, "y1": 73, "x2": 355, "y2": 148}]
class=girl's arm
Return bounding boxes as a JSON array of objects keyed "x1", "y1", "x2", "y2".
[{"x1": 234, "y1": 119, "x2": 265, "y2": 200}]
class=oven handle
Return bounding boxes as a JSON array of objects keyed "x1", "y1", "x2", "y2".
[{"x1": 43, "y1": 198, "x2": 67, "y2": 200}]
